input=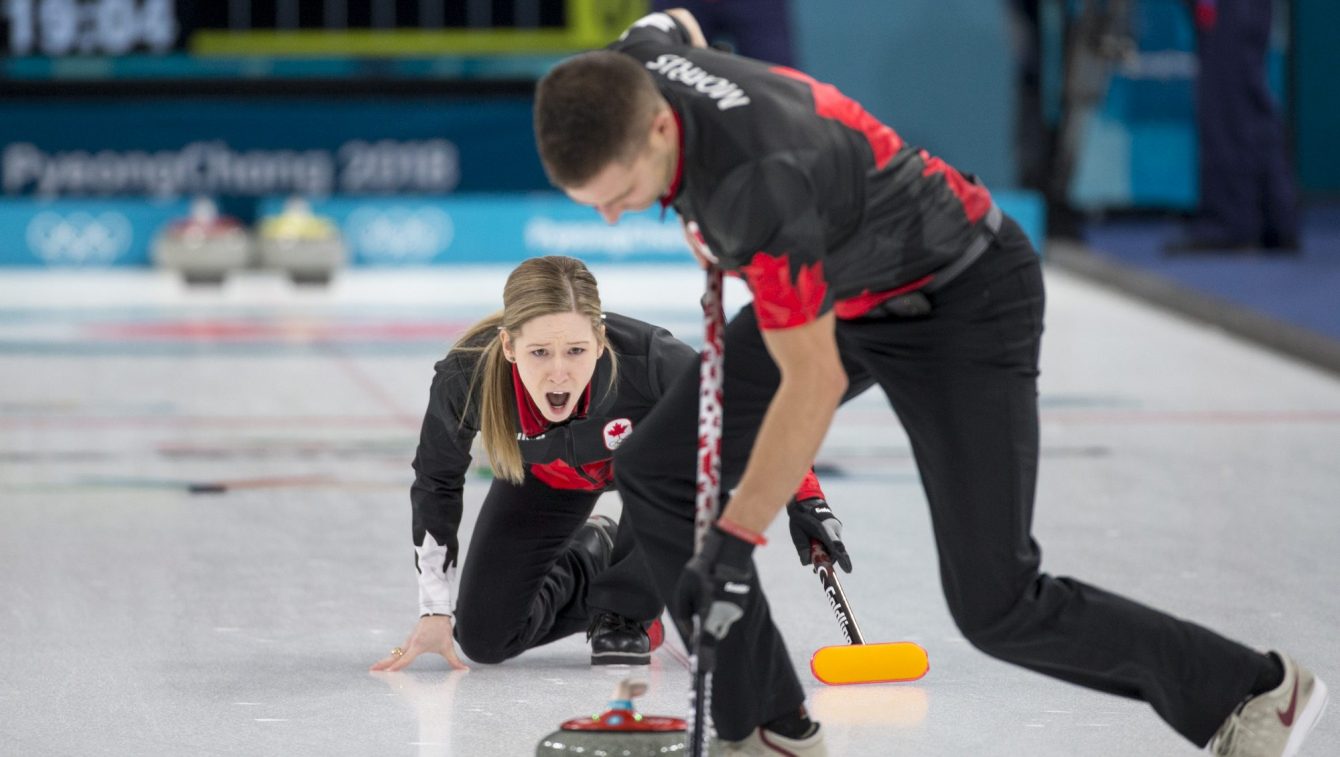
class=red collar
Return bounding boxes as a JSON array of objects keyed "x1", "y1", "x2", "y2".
[
  {"x1": 512, "y1": 364, "x2": 593, "y2": 437},
  {"x1": 659, "y1": 107, "x2": 686, "y2": 216}
]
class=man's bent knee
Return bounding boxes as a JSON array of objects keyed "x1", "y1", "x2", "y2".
[{"x1": 947, "y1": 574, "x2": 1058, "y2": 657}]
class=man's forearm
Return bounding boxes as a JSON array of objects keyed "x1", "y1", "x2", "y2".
[
  {"x1": 722, "y1": 367, "x2": 845, "y2": 535},
  {"x1": 716, "y1": 305, "x2": 845, "y2": 538}
]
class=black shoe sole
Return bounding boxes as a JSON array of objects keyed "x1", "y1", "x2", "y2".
[{"x1": 590, "y1": 651, "x2": 651, "y2": 666}]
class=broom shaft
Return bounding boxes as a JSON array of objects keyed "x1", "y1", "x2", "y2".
[
  {"x1": 811, "y1": 541, "x2": 866, "y2": 644},
  {"x1": 693, "y1": 266, "x2": 726, "y2": 552},
  {"x1": 689, "y1": 266, "x2": 726, "y2": 757}
]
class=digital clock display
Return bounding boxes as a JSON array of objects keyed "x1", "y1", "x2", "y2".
[{"x1": 2, "y1": 0, "x2": 178, "y2": 56}]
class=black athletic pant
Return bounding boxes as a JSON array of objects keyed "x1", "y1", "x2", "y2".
[
  {"x1": 453, "y1": 474, "x2": 661, "y2": 664},
  {"x1": 615, "y1": 216, "x2": 1269, "y2": 745}
]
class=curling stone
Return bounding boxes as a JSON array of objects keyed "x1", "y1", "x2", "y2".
[
  {"x1": 256, "y1": 197, "x2": 347, "y2": 285},
  {"x1": 536, "y1": 678, "x2": 686, "y2": 756},
  {"x1": 152, "y1": 197, "x2": 252, "y2": 285}
]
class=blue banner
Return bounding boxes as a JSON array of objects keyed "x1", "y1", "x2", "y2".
[
  {"x1": 257, "y1": 195, "x2": 689, "y2": 266},
  {"x1": 0, "y1": 199, "x2": 188, "y2": 267},
  {"x1": 0, "y1": 190, "x2": 1044, "y2": 268},
  {"x1": 0, "y1": 98, "x2": 547, "y2": 200},
  {"x1": 263, "y1": 191, "x2": 1045, "y2": 267}
]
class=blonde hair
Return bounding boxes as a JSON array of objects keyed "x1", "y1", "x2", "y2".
[{"x1": 455, "y1": 256, "x2": 616, "y2": 484}]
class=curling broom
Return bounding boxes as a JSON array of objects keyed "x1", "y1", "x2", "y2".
[
  {"x1": 808, "y1": 541, "x2": 929, "y2": 685},
  {"x1": 686, "y1": 264, "x2": 727, "y2": 757}
]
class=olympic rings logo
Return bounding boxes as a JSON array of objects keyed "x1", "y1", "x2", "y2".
[
  {"x1": 345, "y1": 206, "x2": 453, "y2": 264},
  {"x1": 25, "y1": 211, "x2": 133, "y2": 266}
]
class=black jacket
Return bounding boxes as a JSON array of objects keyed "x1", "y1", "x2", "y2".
[{"x1": 409, "y1": 311, "x2": 696, "y2": 586}]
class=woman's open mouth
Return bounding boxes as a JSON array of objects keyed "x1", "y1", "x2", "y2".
[{"x1": 545, "y1": 391, "x2": 570, "y2": 412}]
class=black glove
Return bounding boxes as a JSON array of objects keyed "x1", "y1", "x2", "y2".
[
  {"x1": 673, "y1": 525, "x2": 756, "y2": 646},
  {"x1": 787, "y1": 497, "x2": 851, "y2": 573}
]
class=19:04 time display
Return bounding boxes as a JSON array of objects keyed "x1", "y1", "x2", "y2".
[{"x1": 3, "y1": 0, "x2": 176, "y2": 56}]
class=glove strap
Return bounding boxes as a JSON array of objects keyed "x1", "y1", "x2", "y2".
[{"x1": 716, "y1": 516, "x2": 767, "y2": 546}]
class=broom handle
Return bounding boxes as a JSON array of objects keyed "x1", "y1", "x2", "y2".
[
  {"x1": 694, "y1": 265, "x2": 726, "y2": 551},
  {"x1": 689, "y1": 265, "x2": 725, "y2": 757},
  {"x1": 810, "y1": 541, "x2": 867, "y2": 645}
]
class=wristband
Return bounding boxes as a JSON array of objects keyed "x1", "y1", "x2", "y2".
[{"x1": 716, "y1": 516, "x2": 768, "y2": 546}]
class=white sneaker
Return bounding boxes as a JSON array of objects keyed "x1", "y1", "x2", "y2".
[
  {"x1": 1208, "y1": 651, "x2": 1328, "y2": 756},
  {"x1": 711, "y1": 723, "x2": 827, "y2": 756}
]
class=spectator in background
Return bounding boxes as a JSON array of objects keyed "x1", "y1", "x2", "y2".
[
  {"x1": 1169, "y1": 0, "x2": 1300, "y2": 253},
  {"x1": 1010, "y1": 0, "x2": 1135, "y2": 240},
  {"x1": 1009, "y1": 0, "x2": 1050, "y2": 198},
  {"x1": 651, "y1": 0, "x2": 795, "y2": 65}
]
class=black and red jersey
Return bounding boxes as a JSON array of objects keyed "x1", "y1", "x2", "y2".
[
  {"x1": 409, "y1": 312, "x2": 695, "y2": 576},
  {"x1": 611, "y1": 13, "x2": 995, "y2": 329}
]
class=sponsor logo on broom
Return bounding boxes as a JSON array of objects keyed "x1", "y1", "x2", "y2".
[{"x1": 819, "y1": 566, "x2": 854, "y2": 643}]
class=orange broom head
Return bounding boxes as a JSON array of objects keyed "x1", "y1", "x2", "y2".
[{"x1": 810, "y1": 641, "x2": 929, "y2": 686}]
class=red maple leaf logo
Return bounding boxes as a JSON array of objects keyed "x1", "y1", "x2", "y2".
[
  {"x1": 604, "y1": 418, "x2": 634, "y2": 450},
  {"x1": 738, "y1": 251, "x2": 828, "y2": 329}
]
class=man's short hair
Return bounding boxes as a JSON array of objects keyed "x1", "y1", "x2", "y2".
[{"x1": 534, "y1": 50, "x2": 661, "y2": 188}]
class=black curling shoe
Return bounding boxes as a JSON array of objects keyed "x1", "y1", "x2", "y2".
[{"x1": 587, "y1": 612, "x2": 651, "y2": 666}]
